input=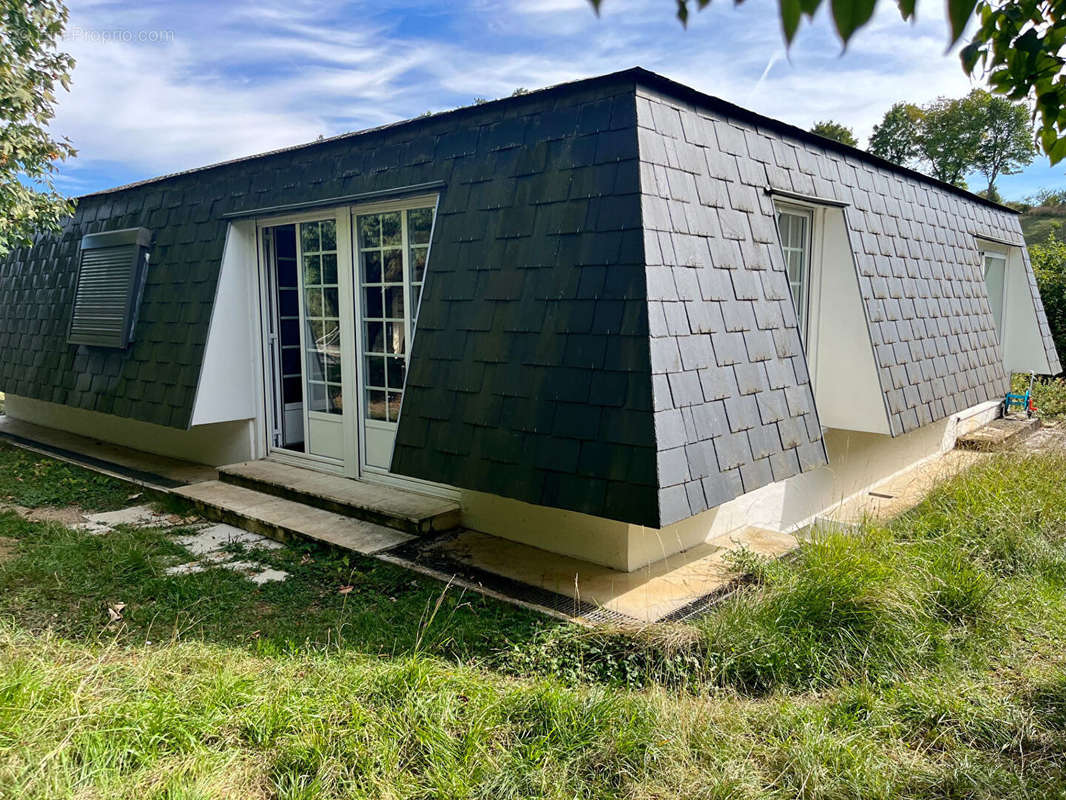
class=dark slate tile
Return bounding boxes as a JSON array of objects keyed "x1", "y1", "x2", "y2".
[{"x1": 658, "y1": 484, "x2": 691, "y2": 526}]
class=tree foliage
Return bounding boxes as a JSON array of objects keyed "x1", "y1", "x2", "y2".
[
  {"x1": 0, "y1": 0, "x2": 75, "y2": 255},
  {"x1": 962, "y1": 1, "x2": 1066, "y2": 164},
  {"x1": 869, "y1": 102, "x2": 922, "y2": 165},
  {"x1": 971, "y1": 89, "x2": 1038, "y2": 195},
  {"x1": 1030, "y1": 227, "x2": 1066, "y2": 372},
  {"x1": 589, "y1": 0, "x2": 1066, "y2": 164},
  {"x1": 868, "y1": 90, "x2": 1033, "y2": 192},
  {"x1": 809, "y1": 120, "x2": 857, "y2": 146},
  {"x1": 915, "y1": 94, "x2": 986, "y2": 187}
]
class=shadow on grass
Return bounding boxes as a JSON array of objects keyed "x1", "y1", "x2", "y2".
[
  {"x1": 0, "y1": 441, "x2": 138, "y2": 511},
  {"x1": 0, "y1": 441, "x2": 555, "y2": 662},
  {"x1": 0, "y1": 508, "x2": 555, "y2": 665}
]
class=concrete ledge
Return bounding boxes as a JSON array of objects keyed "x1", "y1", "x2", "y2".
[
  {"x1": 219, "y1": 460, "x2": 461, "y2": 535},
  {"x1": 0, "y1": 414, "x2": 216, "y2": 489},
  {"x1": 174, "y1": 480, "x2": 414, "y2": 555},
  {"x1": 956, "y1": 417, "x2": 1041, "y2": 452}
]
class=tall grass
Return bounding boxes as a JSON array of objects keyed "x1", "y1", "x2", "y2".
[
  {"x1": 509, "y1": 450, "x2": 1066, "y2": 694},
  {"x1": 4, "y1": 449, "x2": 1066, "y2": 796},
  {"x1": 1011, "y1": 372, "x2": 1066, "y2": 417},
  {"x1": 4, "y1": 625, "x2": 1066, "y2": 799}
]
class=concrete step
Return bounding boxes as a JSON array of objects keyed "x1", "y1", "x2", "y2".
[
  {"x1": 173, "y1": 480, "x2": 414, "y2": 555},
  {"x1": 216, "y1": 459, "x2": 461, "y2": 536},
  {"x1": 955, "y1": 416, "x2": 1041, "y2": 452}
]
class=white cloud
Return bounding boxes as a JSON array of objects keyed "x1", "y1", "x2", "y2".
[{"x1": 52, "y1": 0, "x2": 1045, "y2": 198}]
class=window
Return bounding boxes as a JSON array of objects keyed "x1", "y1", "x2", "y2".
[
  {"x1": 356, "y1": 204, "x2": 435, "y2": 424},
  {"x1": 299, "y1": 219, "x2": 342, "y2": 415},
  {"x1": 982, "y1": 250, "x2": 1007, "y2": 338},
  {"x1": 68, "y1": 227, "x2": 152, "y2": 349},
  {"x1": 774, "y1": 205, "x2": 813, "y2": 337}
]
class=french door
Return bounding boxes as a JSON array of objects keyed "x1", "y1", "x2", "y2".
[
  {"x1": 353, "y1": 197, "x2": 436, "y2": 472},
  {"x1": 262, "y1": 211, "x2": 358, "y2": 473},
  {"x1": 261, "y1": 195, "x2": 436, "y2": 481}
]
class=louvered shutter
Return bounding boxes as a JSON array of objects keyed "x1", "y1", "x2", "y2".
[{"x1": 68, "y1": 228, "x2": 152, "y2": 348}]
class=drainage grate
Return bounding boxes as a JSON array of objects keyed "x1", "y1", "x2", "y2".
[
  {"x1": 385, "y1": 535, "x2": 641, "y2": 625},
  {"x1": 0, "y1": 431, "x2": 185, "y2": 489},
  {"x1": 658, "y1": 581, "x2": 743, "y2": 623}
]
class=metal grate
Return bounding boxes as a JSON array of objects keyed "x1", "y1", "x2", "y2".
[{"x1": 385, "y1": 535, "x2": 641, "y2": 625}]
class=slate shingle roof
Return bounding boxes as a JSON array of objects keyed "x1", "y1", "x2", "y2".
[
  {"x1": 636, "y1": 92, "x2": 827, "y2": 526},
  {"x1": 0, "y1": 67, "x2": 1057, "y2": 530}
]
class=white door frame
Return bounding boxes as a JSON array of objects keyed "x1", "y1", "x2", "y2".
[
  {"x1": 773, "y1": 199, "x2": 825, "y2": 385},
  {"x1": 255, "y1": 207, "x2": 359, "y2": 478},
  {"x1": 349, "y1": 194, "x2": 458, "y2": 499},
  {"x1": 252, "y1": 198, "x2": 458, "y2": 501},
  {"x1": 979, "y1": 240, "x2": 1010, "y2": 355}
]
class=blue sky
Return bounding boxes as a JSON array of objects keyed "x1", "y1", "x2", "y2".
[{"x1": 55, "y1": 0, "x2": 1063, "y2": 200}]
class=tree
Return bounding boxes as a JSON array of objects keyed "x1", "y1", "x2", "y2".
[
  {"x1": 970, "y1": 89, "x2": 1037, "y2": 198},
  {"x1": 0, "y1": 0, "x2": 75, "y2": 255},
  {"x1": 1030, "y1": 227, "x2": 1066, "y2": 374},
  {"x1": 914, "y1": 95, "x2": 985, "y2": 187},
  {"x1": 588, "y1": 1, "x2": 1066, "y2": 165},
  {"x1": 809, "y1": 120, "x2": 857, "y2": 147},
  {"x1": 867, "y1": 89, "x2": 1033, "y2": 191},
  {"x1": 868, "y1": 102, "x2": 922, "y2": 167}
]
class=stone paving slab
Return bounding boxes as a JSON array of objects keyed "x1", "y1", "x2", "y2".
[
  {"x1": 956, "y1": 417, "x2": 1041, "y2": 452},
  {"x1": 424, "y1": 525, "x2": 795, "y2": 624},
  {"x1": 175, "y1": 480, "x2": 414, "y2": 555},
  {"x1": 218, "y1": 460, "x2": 461, "y2": 534}
]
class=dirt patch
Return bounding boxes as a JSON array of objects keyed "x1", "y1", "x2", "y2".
[
  {"x1": 25, "y1": 507, "x2": 87, "y2": 525},
  {"x1": 0, "y1": 503, "x2": 86, "y2": 525},
  {"x1": 0, "y1": 536, "x2": 17, "y2": 563},
  {"x1": 1017, "y1": 421, "x2": 1066, "y2": 453}
]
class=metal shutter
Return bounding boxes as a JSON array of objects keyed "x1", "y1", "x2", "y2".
[{"x1": 68, "y1": 227, "x2": 152, "y2": 348}]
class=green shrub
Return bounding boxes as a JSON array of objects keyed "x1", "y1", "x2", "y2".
[
  {"x1": 1012, "y1": 372, "x2": 1066, "y2": 417},
  {"x1": 1030, "y1": 231, "x2": 1066, "y2": 374}
]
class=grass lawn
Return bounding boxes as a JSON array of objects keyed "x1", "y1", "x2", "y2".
[{"x1": 3, "y1": 440, "x2": 1066, "y2": 798}]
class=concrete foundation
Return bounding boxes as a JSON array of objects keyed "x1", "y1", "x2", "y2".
[
  {"x1": 3, "y1": 394, "x2": 256, "y2": 466},
  {"x1": 461, "y1": 400, "x2": 1001, "y2": 571},
  {"x1": 2, "y1": 391, "x2": 1000, "y2": 574}
]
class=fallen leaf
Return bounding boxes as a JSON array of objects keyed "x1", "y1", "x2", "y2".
[
  {"x1": 300, "y1": 554, "x2": 313, "y2": 565},
  {"x1": 338, "y1": 585, "x2": 353, "y2": 595},
  {"x1": 106, "y1": 602, "x2": 126, "y2": 622}
]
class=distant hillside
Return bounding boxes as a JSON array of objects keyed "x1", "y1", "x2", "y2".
[{"x1": 1020, "y1": 207, "x2": 1066, "y2": 246}]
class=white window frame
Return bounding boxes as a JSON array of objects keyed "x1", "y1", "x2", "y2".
[
  {"x1": 979, "y1": 240, "x2": 1009, "y2": 351},
  {"x1": 773, "y1": 200, "x2": 824, "y2": 377}
]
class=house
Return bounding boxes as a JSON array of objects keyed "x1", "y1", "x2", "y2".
[{"x1": 0, "y1": 67, "x2": 1058, "y2": 573}]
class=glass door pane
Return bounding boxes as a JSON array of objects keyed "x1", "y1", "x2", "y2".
[
  {"x1": 300, "y1": 219, "x2": 343, "y2": 416},
  {"x1": 296, "y1": 216, "x2": 346, "y2": 461},
  {"x1": 775, "y1": 206, "x2": 812, "y2": 339},
  {"x1": 355, "y1": 203, "x2": 436, "y2": 470}
]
